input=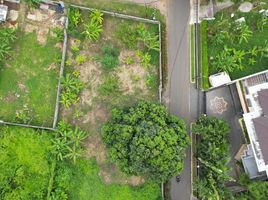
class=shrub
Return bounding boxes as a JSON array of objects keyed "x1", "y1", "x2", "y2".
[
  {"x1": 101, "y1": 55, "x2": 119, "y2": 70},
  {"x1": 98, "y1": 75, "x2": 120, "y2": 96},
  {"x1": 52, "y1": 27, "x2": 64, "y2": 42},
  {"x1": 76, "y1": 54, "x2": 86, "y2": 65},
  {"x1": 101, "y1": 44, "x2": 120, "y2": 57},
  {"x1": 116, "y1": 22, "x2": 139, "y2": 49},
  {"x1": 124, "y1": 56, "x2": 134, "y2": 65},
  {"x1": 100, "y1": 44, "x2": 120, "y2": 70}
]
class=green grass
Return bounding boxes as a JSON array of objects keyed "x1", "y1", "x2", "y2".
[
  {"x1": 200, "y1": 21, "x2": 209, "y2": 90},
  {"x1": 0, "y1": 126, "x2": 53, "y2": 199},
  {"x1": 59, "y1": 159, "x2": 161, "y2": 200},
  {"x1": 190, "y1": 25, "x2": 195, "y2": 83},
  {"x1": 207, "y1": 6, "x2": 268, "y2": 80},
  {"x1": 0, "y1": 31, "x2": 61, "y2": 126}
]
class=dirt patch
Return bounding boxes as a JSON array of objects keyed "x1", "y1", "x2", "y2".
[
  {"x1": 18, "y1": 82, "x2": 27, "y2": 92},
  {"x1": 24, "y1": 23, "x2": 38, "y2": 33},
  {"x1": 4, "y1": 93, "x2": 16, "y2": 103},
  {"x1": 117, "y1": 50, "x2": 148, "y2": 95},
  {"x1": 45, "y1": 63, "x2": 57, "y2": 71},
  {"x1": 85, "y1": 134, "x2": 145, "y2": 186},
  {"x1": 99, "y1": 165, "x2": 145, "y2": 186},
  {"x1": 85, "y1": 134, "x2": 107, "y2": 164}
]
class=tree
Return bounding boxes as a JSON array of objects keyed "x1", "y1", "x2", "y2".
[
  {"x1": 101, "y1": 101, "x2": 190, "y2": 182},
  {"x1": 83, "y1": 21, "x2": 103, "y2": 41},
  {"x1": 90, "y1": 9, "x2": 104, "y2": 24},
  {"x1": 192, "y1": 115, "x2": 231, "y2": 200},
  {"x1": 237, "y1": 23, "x2": 253, "y2": 44}
]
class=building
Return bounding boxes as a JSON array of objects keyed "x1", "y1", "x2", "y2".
[
  {"x1": 0, "y1": 4, "x2": 8, "y2": 22},
  {"x1": 239, "y1": 73, "x2": 268, "y2": 180}
]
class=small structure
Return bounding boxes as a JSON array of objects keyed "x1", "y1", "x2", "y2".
[
  {"x1": 0, "y1": 4, "x2": 8, "y2": 22},
  {"x1": 209, "y1": 72, "x2": 231, "y2": 88}
]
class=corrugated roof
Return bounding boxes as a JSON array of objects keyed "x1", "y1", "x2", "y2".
[
  {"x1": 258, "y1": 89, "x2": 268, "y2": 116},
  {"x1": 253, "y1": 116, "x2": 268, "y2": 165}
]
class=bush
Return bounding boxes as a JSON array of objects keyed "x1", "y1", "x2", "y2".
[
  {"x1": 98, "y1": 75, "x2": 120, "y2": 96},
  {"x1": 116, "y1": 22, "x2": 139, "y2": 49},
  {"x1": 101, "y1": 44, "x2": 120, "y2": 57},
  {"x1": 100, "y1": 44, "x2": 120, "y2": 70}
]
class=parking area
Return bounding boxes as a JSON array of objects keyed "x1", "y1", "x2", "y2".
[{"x1": 206, "y1": 84, "x2": 246, "y2": 178}]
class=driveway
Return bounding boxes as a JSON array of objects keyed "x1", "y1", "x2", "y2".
[{"x1": 206, "y1": 84, "x2": 246, "y2": 178}]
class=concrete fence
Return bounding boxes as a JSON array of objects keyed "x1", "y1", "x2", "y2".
[{"x1": 52, "y1": 17, "x2": 69, "y2": 129}]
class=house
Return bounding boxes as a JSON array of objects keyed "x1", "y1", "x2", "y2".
[
  {"x1": 238, "y1": 73, "x2": 268, "y2": 180},
  {"x1": 0, "y1": 4, "x2": 8, "y2": 22}
]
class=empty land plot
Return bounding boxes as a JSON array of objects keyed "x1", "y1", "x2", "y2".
[
  {"x1": 59, "y1": 7, "x2": 160, "y2": 184},
  {"x1": 0, "y1": 8, "x2": 64, "y2": 126},
  {"x1": 205, "y1": 3, "x2": 268, "y2": 82}
]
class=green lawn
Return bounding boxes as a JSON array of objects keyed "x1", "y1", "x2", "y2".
[
  {"x1": 200, "y1": 21, "x2": 209, "y2": 89},
  {"x1": 206, "y1": 5, "x2": 268, "y2": 81},
  {"x1": 0, "y1": 31, "x2": 61, "y2": 126},
  {"x1": 58, "y1": 159, "x2": 161, "y2": 200},
  {"x1": 0, "y1": 126, "x2": 161, "y2": 200}
]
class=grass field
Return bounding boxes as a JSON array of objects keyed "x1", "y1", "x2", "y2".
[{"x1": 0, "y1": 31, "x2": 61, "y2": 126}]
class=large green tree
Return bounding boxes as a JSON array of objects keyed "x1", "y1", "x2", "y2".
[{"x1": 101, "y1": 101, "x2": 190, "y2": 182}]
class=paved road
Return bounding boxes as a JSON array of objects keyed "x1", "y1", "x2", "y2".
[{"x1": 167, "y1": 0, "x2": 193, "y2": 200}]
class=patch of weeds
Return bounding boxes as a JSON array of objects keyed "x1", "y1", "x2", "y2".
[
  {"x1": 98, "y1": 75, "x2": 120, "y2": 96},
  {"x1": 100, "y1": 44, "x2": 120, "y2": 70},
  {"x1": 74, "y1": 109, "x2": 82, "y2": 119},
  {"x1": 52, "y1": 27, "x2": 64, "y2": 42},
  {"x1": 15, "y1": 109, "x2": 32, "y2": 124},
  {"x1": 141, "y1": 52, "x2": 151, "y2": 68},
  {"x1": 146, "y1": 73, "x2": 158, "y2": 90},
  {"x1": 60, "y1": 74, "x2": 83, "y2": 108},
  {"x1": 124, "y1": 56, "x2": 134, "y2": 65},
  {"x1": 116, "y1": 21, "x2": 139, "y2": 49},
  {"x1": 71, "y1": 39, "x2": 81, "y2": 53},
  {"x1": 76, "y1": 54, "x2": 86, "y2": 65}
]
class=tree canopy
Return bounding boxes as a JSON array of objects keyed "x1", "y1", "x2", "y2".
[
  {"x1": 192, "y1": 115, "x2": 232, "y2": 199},
  {"x1": 101, "y1": 101, "x2": 190, "y2": 182}
]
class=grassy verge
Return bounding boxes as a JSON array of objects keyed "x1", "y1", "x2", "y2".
[
  {"x1": 0, "y1": 31, "x2": 60, "y2": 126},
  {"x1": 190, "y1": 25, "x2": 195, "y2": 83},
  {"x1": 191, "y1": 123, "x2": 198, "y2": 197},
  {"x1": 239, "y1": 118, "x2": 250, "y2": 144},
  {"x1": 58, "y1": 159, "x2": 161, "y2": 200},
  {"x1": 200, "y1": 21, "x2": 209, "y2": 90}
]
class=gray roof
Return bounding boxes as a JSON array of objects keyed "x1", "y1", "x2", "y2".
[
  {"x1": 253, "y1": 116, "x2": 268, "y2": 165},
  {"x1": 258, "y1": 89, "x2": 268, "y2": 116}
]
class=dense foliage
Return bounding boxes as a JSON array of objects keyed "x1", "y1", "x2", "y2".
[
  {"x1": 0, "y1": 126, "x2": 52, "y2": 199},
  {"x1": 206, "y1": 5, "x2": 268, "y2": 79},
  {"x1": 193, "y1": 115, "x2": 232, "y2": 199},
  {"x1": 0, "y1": 28, "x2": 17, "y2": 64},
  {"x1": 102, "y1": 101, "x2": 190, "y2": 182}
]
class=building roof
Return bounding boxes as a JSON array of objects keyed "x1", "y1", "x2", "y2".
[
  {"x1": 258, "y1": 89, "x2": 268, "y2": 116},
  {"x1": 253, "y1": 116, "x2": 268, "y2": 165},
  {"x1": 0, "y1": 5, "x2": 8, "y2": 22}
]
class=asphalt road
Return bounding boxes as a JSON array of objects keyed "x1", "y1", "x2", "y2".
[{"x1": 167, "y1": 0, "x2": 192, "y2": 200}]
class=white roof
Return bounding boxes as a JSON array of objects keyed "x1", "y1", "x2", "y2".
[
  {"x1": 209, "y1": 72, "x2": 231, "y2": 87},
  {"x1": 0, "y1": 5, "x2": 8, "y2": 22}
]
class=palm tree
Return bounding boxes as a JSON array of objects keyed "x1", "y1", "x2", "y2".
[
  {"x1": 83, "y1": 21, "x2": 103, "y2": 41},
  {"x1": 69, "y1": 127, "x2": 88, "y2": 147},
  {"x1": 238, "y1": 23, "x2": 252, "y2": 44},
  {"x1": 90, "y1": 9, "x2": 104, "y2": 24},
  {"x1": 65, "y1": 145, "x2": 83, "y2": 164},
  {"x1": 51, "y1": 138, "x2": 68, "y2": 161}
]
